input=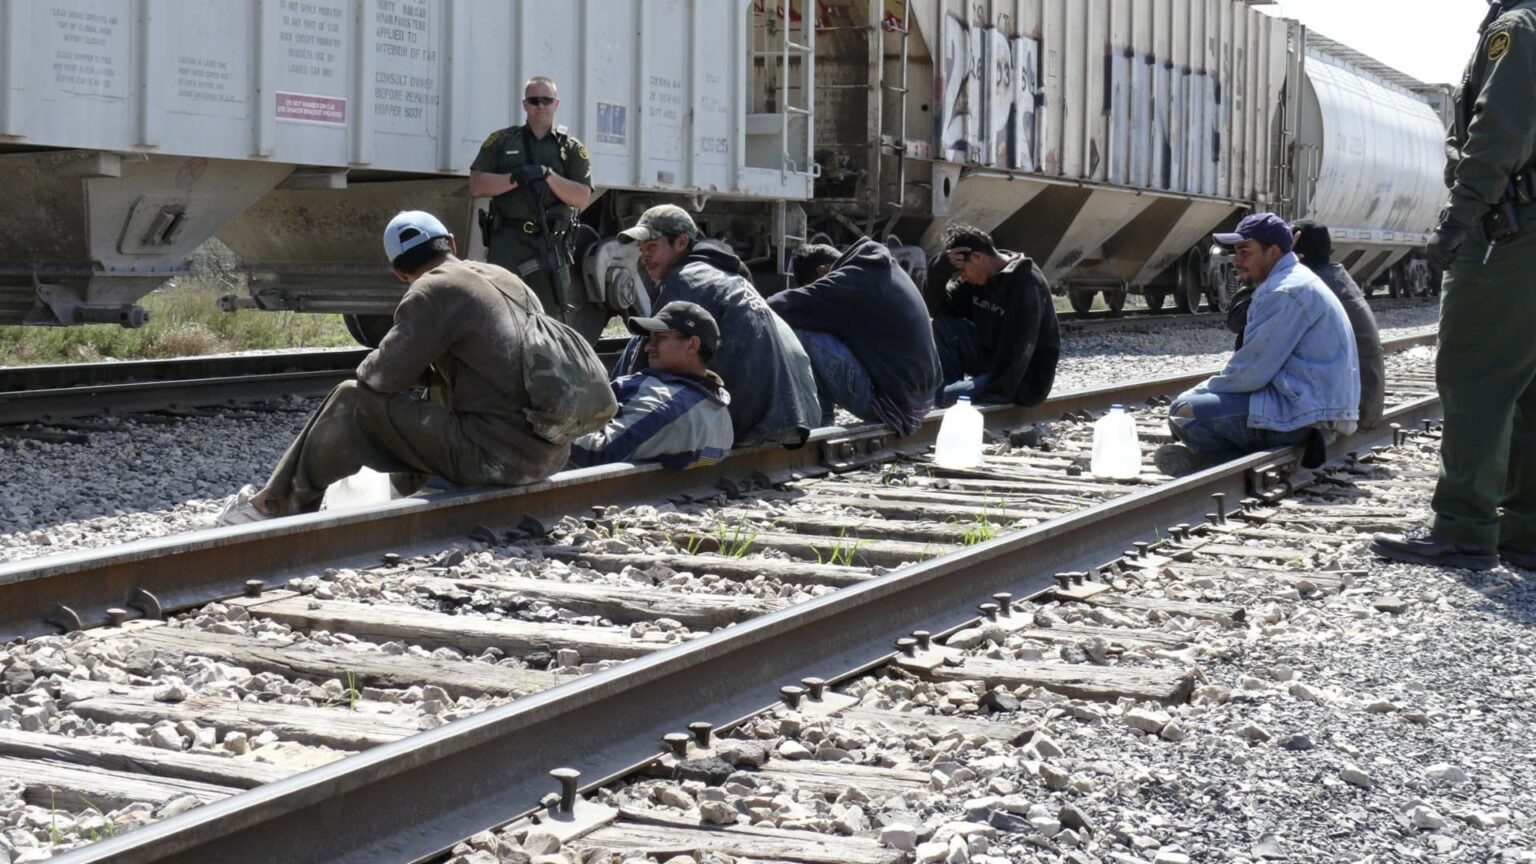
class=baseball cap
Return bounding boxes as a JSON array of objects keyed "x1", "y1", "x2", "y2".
[
  {"x1": 383, "y1": 210, "x2": 450, "y2": 261},
  {"x1": 617, "y1": 204, "x2": 699, "y2": 244},
  {"x1": 627, "y1": 301, "x2": 720, "y2": 355},
  {"x1": 1213, "y1": 212, "x2": 1293, "y2": 252}
]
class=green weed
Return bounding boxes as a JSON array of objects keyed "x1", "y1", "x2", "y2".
[
  {"x1": 815, "y1": 528, "x2": 867, "y2": 566},
  {"x1": 345, "y1": 671, "x2": 359, "y2": 712},
  {"x1": 713, "y1": 520, "x2": 757, "y2": 558}
]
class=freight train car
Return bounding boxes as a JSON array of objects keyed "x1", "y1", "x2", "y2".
[
  {"x1": 808, "y1": 0, "x2": 1447, "y2": 312},
  {"x1": 0, "y1": 0, "x2": 1447, "y2": 330}
]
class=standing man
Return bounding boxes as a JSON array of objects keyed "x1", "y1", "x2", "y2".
[
  {"x1": 931, "y1": 224, "x2": 1061, "y2": 408},
  {"x1": 470, "y1": 75, "x2": 606, "y2": 343},
  {"x1": 1373, "y1": 1, "x2": 1536, "y2": 570}
]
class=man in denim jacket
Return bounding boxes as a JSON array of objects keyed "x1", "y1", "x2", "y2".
[{"x1": 1154, "y1": 213, "x2": 1360, "y2": 477}]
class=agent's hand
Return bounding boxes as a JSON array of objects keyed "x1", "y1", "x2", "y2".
[
  {"x1": 510, "y1": 164, "x2": 549, "y2": 187},
  {"x1": 1427, "y1": 220, "x2": 1467, "y2": 272}
]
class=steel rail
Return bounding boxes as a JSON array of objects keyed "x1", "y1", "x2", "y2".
[
  {"x1": 0, "y1": 330, "x2": 1438, "y2": 642},
  {"x1": 53, "y1": 388, "x2": 1445, "y2": 864}
]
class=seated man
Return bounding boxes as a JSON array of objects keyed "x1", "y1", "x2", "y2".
[
  {"x1": 1224, "y1": 219, "x2": 1385, "y2": 430},
  {"x1": 616, "y1": 205, "x2": 819, "y2": 448},
  {"x1": 570, "y1": 301, "x2": 733, "y2": 469},
  {"x1": 1154, "y1": 213, "x2": 1360, "y2": 477},
  {"x1": 767, "y1": 237, "x2": 942, "y2": 436},
  {"x1": 930, "y1": 224, "x2": 1060, "y2": 407},
  {"x1": 216, "y1": 211, "x2": 568, "y2": 523}
]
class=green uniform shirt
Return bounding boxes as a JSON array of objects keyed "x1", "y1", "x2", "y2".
[
  {"x1": 471, "y1": 124, "x2": 592, "y2": 230},
  {"x1": 1445, "y1": 0, "x2": 1536, "y2": 226}
]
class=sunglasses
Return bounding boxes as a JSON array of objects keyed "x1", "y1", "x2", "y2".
[{"x1": 524, "y1": 96, "x2": 556, "y2": 106}]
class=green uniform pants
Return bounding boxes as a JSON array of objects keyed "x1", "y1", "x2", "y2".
[
  {"x1": 263, "y1": 380, "x2": 558, "y2": 516},
  {"x1": 487, "y1": 234, "x2": 611, "y2": 345},
  {"x1": 1432, "y1": 203, "x2": 1536, "y2": 550}
]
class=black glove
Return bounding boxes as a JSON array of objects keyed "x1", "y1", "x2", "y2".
[
  {"x1": 511, "y1": 164, "x2": 548, "y2": 186},
  {"x1": 1427, "y1": 221, "x2": 1467, "y2": 272}
]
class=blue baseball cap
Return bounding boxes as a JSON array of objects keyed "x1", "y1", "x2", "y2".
[
  {"x1": 1213, "y1": 213, "x2": 1293, "y2": 252},
  {"x1": 383, "y1": 210, "x2": 449, "y2": 261}
]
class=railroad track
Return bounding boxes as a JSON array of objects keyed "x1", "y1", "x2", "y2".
[
  {"x1": 0, "y1": 303, "x2": 1435, "y2": 426},
  {"x1": 2, "y1": 334, "x2": 1440, "y2": 863}
]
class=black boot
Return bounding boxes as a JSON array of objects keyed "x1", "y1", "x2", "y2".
[
  {"x1": 1371, "y1": 531, "x2": 1497, "y2": 570},
  {"x1": 1499, "y1": 544, "x2": 1536, "y2": 570}
]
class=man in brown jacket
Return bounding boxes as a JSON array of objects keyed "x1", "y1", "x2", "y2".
[{"x1": 216, "y1": 210, "x2": 567, "y2": 523}]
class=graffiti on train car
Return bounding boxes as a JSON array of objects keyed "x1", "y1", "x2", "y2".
[
  {"x1": 937, "y1": 14, "x2": 1041, "y2": 172},
  {"x1": 937, "y1": 14, "x2": 1227, "y2": 197}
]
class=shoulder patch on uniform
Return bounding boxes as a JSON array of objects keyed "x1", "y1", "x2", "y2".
[
  {"x1": 480, "y1": 130, "x2": 501, "y2": 149},
  {"x1": 577, "y1": 144, "x2": 589, "y2": 160},
  {"x1": 1488, "y1": 29, "x2": 1511, "y2": 61}
]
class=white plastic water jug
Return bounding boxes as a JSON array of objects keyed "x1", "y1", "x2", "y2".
[
  {"x1": 1090, "y1": 404, "x2": 1141, "y2": 480},
  {"x1": 933, "y1": 397, "x2": 984, "y2": 469},
  {"x1": 320, "y1": 466, "x2": 395, "y2": 510}
]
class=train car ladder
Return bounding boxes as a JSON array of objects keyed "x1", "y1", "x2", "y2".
[
  {"x1": 867, "y1": 0, "x2": 912, "y2": 233},
  {"x1": 752, "y1": 3, "x2": 817, "y2": 183}
]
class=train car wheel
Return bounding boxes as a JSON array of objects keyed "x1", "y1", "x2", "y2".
[
  {"x1": 1143, "y1": 290, "x2": 1167, "y2": 313},
  {"x1": 343, "y1": 314, "x2": 393, "y2": 349},
  {"x1": 1104, "y1": 287, "x2": 1127, "y2": 314},
  {"x1": 1174, "y1": 255, "x2": 1202, "y2": 313},
  {"x1": 1067, "y1": 289, "x2": 1095, "y2": 315}
]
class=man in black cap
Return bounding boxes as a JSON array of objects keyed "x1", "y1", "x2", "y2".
[
  {"x1": 1154, "y1": 213, "x2": 1360, "y2": 477},
  {"x1": 570, "y1": 301, "x2": 733, "y2": 470}
]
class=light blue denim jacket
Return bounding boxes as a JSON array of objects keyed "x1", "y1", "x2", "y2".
[{"x1": 1202, "y1": 253, "x2": 1360, "y2": 431}]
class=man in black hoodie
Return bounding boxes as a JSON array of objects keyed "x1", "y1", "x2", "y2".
[
  {"x1": 768, "y1": 238, "x2": 942, "y2": 436},
  {"x1": 616, "y1": 205, "x2": 819, "y2": 447},
  {"x1": 932, "y1": 224, "x2": 1060, "y2": 407}
]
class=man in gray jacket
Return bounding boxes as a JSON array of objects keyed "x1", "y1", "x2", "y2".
[{"x1": 216, "y1": 210, "x2": 568, "y2": 523}]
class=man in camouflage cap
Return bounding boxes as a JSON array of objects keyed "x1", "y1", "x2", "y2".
[{"x1": 614, "y1": 204, "x2": 820, "y2": 447}]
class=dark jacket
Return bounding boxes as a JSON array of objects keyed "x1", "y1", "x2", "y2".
[
  {"x1": 1443, "y1": 0, "x2": 1536, "y2": 228},
  {"x1": 947, "y1": 254, "x2": 1061, "y2": 405},
  {"x1": 767, "y1": 237, "x2": 942, "y2": 428},
  {"x1": 1228, "y1": 260, "x2": 1384, "y2": 429},
  {"x1": 626, "y1": 241, "x2": 817, "y2": 447}
]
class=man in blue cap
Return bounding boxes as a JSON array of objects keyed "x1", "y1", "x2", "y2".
[{"x1": 1153, "y1": 213, "x2": 1360, "y2": 477}]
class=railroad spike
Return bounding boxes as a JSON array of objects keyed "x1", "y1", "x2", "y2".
[
  {"x1": 1211, "y1": 492, "x2": 1227, "y2": 522},
  {"x1": 992, "y1": 593, "x2": 1013, "y2": 615},
  {"x1": 1054, "y1": 573, "x2": 1072, "y2": 589},
  {"x1": 549, "y1": 767, "x2": 580, "y2": 813},
  {"x1": 801, "y1": 677, "x2": 827, "y2": 700},
  {"x1": 1133, "y1": 541, "x2": 1152, "y2": 557},
  {"x1": 912, "y1": 630, "x2": 932, "y2": 649},
  {"x1": 105, "y1": 608, "x2": 130, "y2": 627},
  {"x1": 779, "y1": 685, "x2": 805, "y2": 709},
  {"x1": 688, "y1": 721, "x2": 713, "y2": 748},
  {"x1": 244, "y1": 579, "x2": 264, "y2": 598},
  {"x1": 894, "y1": 637, "x2": 917, "y2": 657},
  {"x1": 663, "y1": 732, "x2": 690, "y2": 758}
]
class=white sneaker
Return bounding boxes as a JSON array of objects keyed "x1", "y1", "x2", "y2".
[{"x1": 215, "y1": 485, "x2": 270, "y2": 526}]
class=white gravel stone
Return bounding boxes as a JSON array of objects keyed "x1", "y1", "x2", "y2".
[
  {"x1": 880, "y1": 824, "x2": 919, "y2": 851},
  {"x1": 1340, "y1": 764, "x2": 1374, "y2": 788},
  {"x1": 1425, "y1": 763, "x2": 1468, "y2": 785}
]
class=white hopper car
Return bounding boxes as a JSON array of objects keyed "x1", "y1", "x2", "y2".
[{"x1": 0, "y1": 0, "x2": 1447, "y2": 328}]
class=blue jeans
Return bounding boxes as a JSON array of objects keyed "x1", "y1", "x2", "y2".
[
  {"x1": 933, "y1": 317, "x2": 989, "y2": 408},
  {"x1": 1169, "y1": 388, "x2": 1311, "y2": 461},
  {"x1": 794, "y1": 330, "x2": 879, "y2": 425}
]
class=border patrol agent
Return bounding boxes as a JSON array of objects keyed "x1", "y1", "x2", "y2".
[
  {"x1": 1373, "y1": 0, "x2": 1536, "y2": 570},
  {"x1": 469, "y1": 75, "x2": 607, "y2": 343}
]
